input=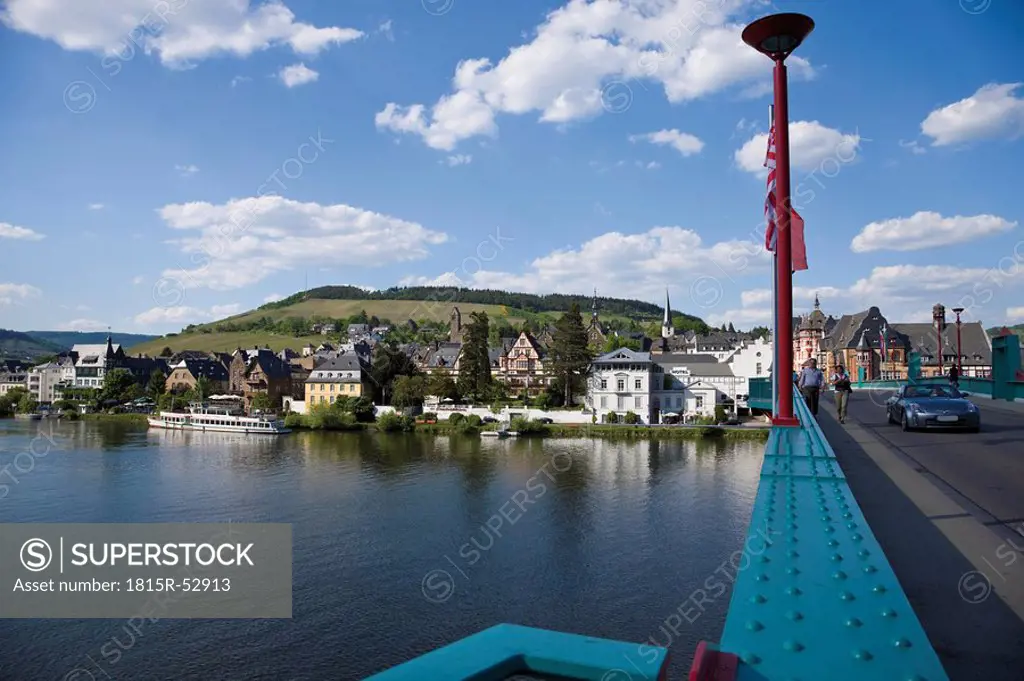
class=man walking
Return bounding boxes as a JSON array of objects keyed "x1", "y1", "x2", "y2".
[
  {"x1": 948, "y1": 364, "x2": 960, "y2": 390},
  {"x1": 831, "y1": 364, "x2": 853, "y2": 424},
  {"x1": 798, "y1": 358, "x2": 825, "y2": 416}
]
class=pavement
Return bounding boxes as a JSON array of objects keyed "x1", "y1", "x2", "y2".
[{"x1": 815, "y1": 391, "x2": 1024, "y2": 681}]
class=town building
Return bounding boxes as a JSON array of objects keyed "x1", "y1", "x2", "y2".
[
  {"x1": 71, "y1": 338, "x2": 124, "y2": 387},
  {"x1": 0, "y1": 360, "x2": 29, "y2": 396},
  {"x1": 586, "y1": 348, "x2": 653, "y2": 418},
  {"x1": 28, "y1": 361, "x2": 65, "y2": 404},
  {"x1": 792, "y1": 295, "x2": 838, "y2": 371},
  {"x1": 587, "y1": 290, "x2": 608, "y2": 349},
  {"x1": 448, "y1": 307, "x2": 463, "y2": 343},
  {"x1": 499, "y1": 330, "x2": 550, "y2": 396},
  {"x1": 304, "y1": 353, "x2": 372, "y2": 407},
  {"x1": 165, "y1": 359, "x2": 230, "y2": 394}
]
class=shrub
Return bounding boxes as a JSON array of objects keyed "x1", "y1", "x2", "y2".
[
  {"x1": 378, "y1": 412, "x2": 415, "y2": 432},
  {"x1": 284, "y1": 412, "x2": 304, "y2": 429},
  {"x1": 448, "y1": 412, "x2": 465, "y2": 424},
  {"x1": 465, "y1": 414, "x2": 482, "y2": 427},
  {"x1": 421, "y1": 412, "x2": 437, "y2": 421},
  {"x1": 714, "y1": 405, "x2": 727, "y2": 423},
  {"x1": 602, "y1": 412, "x2": 619, "y2": 424},
  {"x1": 623, "y1": 411, "x2": 641, "y2": 425},
  {"x1": 510, "y1": 417, "x2": 549, "y2": 435}
]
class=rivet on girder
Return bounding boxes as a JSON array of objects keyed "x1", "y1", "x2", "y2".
[
  {"x1": 741, "y1": 652, "x2": 761, "y2": 665},
  {"x1": 830, "y1": 553, "x2": 843, "y2": 562},
  {"x1": 786, "y1": 610, "x2": 803, "y2": 621},
  {"x1": 864, "y1": 565, "x2": 878, "y2": 574},
  {"x1": 833, "y1": 571, "x2": 847, "y2": 580},
  {"x1": 881, "y1": 608, "x2": 897, "y2": 618},
  {"x1": 894, "y1": 637, "x2": 912, "y2": 648},
  {"x1": 853, "y1": 649, "x2": 873, "y2": 661},
  {"x1": 750, "y1": 594, "x2": 767, "y2": 604},
  {"x1": 745, "y1": 620, "x2": 764, "y2": 632},
  {"x1": 858, "y1": 549, "x2": 871, "y2": 558},
  {"x1": 840, "y1": 591, "x2": 856, "y2": 601},
  {"x1": 756, "y1": 574, "x2": 770, "y2": 582},
  {"x1": 851, "y1": 533, "x2": 863, "y2": 542},
  {"x1": 873, "y1": 585, "x2": 888, "y2": 594},
  {"x1": 757, "y1": 555, "x2": 770, "y2": 564},
  {"x1": 845, "y1": 617, "x2": 863, "y2": 628},
  {"x1": 786, "y1": 566, "x2": 800, "y2": 576},
  {"x1": 783, "y1": 640, "x2": 804, "y2": 652},
  {"x1": 787, "y1": 550, "x2": 799, "y2": 558},
  {"x1": 827, "y1": 540, "x2": 839, "y2": 548},
  {"x1": 785, "y1": 586, "x2": 802, "y2": 596}
]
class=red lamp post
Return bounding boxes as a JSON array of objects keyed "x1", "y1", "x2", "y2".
[
  {"x1": 742, "y1": 13, "x2": 814, "y2": 428},
  {"x1": 952, "y1": 307, "x2": 964, "y2": 375}
]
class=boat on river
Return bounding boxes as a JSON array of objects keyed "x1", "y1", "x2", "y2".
[{"x1": 147, "y1": 402, "x2": 289, "y2": 434}]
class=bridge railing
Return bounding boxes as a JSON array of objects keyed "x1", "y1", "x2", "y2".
[{"x1": 701, "y1": 390, "x2": 950, "y2": 680}]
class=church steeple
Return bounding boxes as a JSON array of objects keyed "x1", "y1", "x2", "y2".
[
  {"x1": 661, "y1": 288, "x2": 674, "y2": 339},
  {"x1": 591, "y1": 288, "x2": 599, "y2": 321},
  {"x1": 814, "y1": 293, "x2": 820, "y2": 310}
]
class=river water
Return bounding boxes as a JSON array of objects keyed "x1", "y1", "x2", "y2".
[{"x1": 0, "y1": 419, "x2": 765, "y2": 680}]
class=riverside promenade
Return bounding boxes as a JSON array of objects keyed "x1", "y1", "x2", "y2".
[{"x1": 816, "y1": 391, "x2": 1024, "y2": 680}]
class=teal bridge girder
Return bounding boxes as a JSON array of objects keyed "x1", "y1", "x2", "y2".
[{"x1": 365, "y1": 392, "x2": 949, "y2": 681}]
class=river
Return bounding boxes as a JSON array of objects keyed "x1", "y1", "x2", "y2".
[{"x1": 0, "y1": 419, "x2": 765, "y2": 680}]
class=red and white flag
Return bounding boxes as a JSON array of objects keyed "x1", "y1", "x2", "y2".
[{"x1": 764, "y1": 123, "x2": 808, "y2": 271}]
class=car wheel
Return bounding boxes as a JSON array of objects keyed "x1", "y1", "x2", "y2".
[
  {"x1": 887, "y1": 408, "x2": 896, "y2": 425},
  {"x1": 901, "y1": 411, "x2": 911, "y2": 432}
]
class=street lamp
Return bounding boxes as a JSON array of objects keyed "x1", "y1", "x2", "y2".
[
  {"x1": 952, "y1": 307, "x2": 964, "y2": 375},
  {"x1": 742, "y1": 13, "x2": 814, "y2": 427}
]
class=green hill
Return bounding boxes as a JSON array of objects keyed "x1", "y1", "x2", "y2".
[
  {"x1": 129, "y1": 285, "x2": 708, "y2": 356},
  {"x1": 987, "y1": 324, "x2": 1024, "y2": 339},
  {"x1": 27, "y1": 331, "x2": 158, "y2": 351},
  {"x1": 0, "y1": 329, "x2": 62, "y2": 360}
]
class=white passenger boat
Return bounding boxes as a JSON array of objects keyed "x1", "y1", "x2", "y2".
[{"x1": 147, "y1": 403, "x2": 289, "y2": 434}]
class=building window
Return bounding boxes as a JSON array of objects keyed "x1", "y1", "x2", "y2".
[
  {"x1": 695, "y1": 396, "x2": 704, "y2": 409},
  {"x1": 634, "y1": 378, "x2": 642, "y2": 389},
  {"x1": 600, "y1": 379, "x2": 607, "y2": 390},
  {"x1": 635, "y1": 396, "x2": 642, "y2": 409},
  {"x1": 756, "y1": 363, "x2": 762, "y2": 375},
  {"x1": 600, "y1": 396, "x2": 607, "y2": 408},
  {"x1": 617, "y1": 379, "x2": 625, "y2": 391}
]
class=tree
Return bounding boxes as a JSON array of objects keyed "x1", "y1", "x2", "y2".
[
  {"x1": 100, "y1": 368, "x2": 137, "y2": 404},
  {"x1": 603, "y1": 335, "x2": 641, "y2": 353},
  {"x1": 426, "y1": 372, "x2": 460, "y2": 401},
  {"x1": 750, "y1": 326, "x2": 770, "y2": 340},
  {"x1": 392, "y1": 375, "x2": 426, "y2": 408},
  {"x1": 147, "y1": 369, "x2": 167, "y2": 399},
  {"x1": 457, "y1": 311, "x2": 492, "y2": 399},
  {"x1": 549, "y1": 303, "x2": 592, "y2": 405},
  {"x1": 159, "y1": 346, "x2": 174, "y2": 357},
  {"x1": 17, "y1": 393, "x2": 38, "y2": 414},
  {"x1": 250, "y1": 392, "x2": 274, "y2": 412},
  {"x1": 727, "y1": 322, "x2": 736, "y2": 333},
  {"x1": 0, "y1": 387, "x2": 29, "y2": 415},
  {"x1": 370, "y1": 343, "x2": 418, "y2": 404}
]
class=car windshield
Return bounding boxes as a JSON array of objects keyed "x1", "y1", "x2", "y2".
[{"x1": 905, "y1": 385, "x2": 960, "y2": 399}]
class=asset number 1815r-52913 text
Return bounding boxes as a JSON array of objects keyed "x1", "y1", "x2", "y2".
[{"x1": 125, "y1": 578, "x2": 231, "y2": 592}]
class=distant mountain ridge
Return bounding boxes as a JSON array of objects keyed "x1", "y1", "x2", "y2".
[
  {"x1": 0, "y1": 329, "x2": 62, "y2": 360},
  {"x1": 27, "y1": 331, "x2": 159, "y2": 351}
]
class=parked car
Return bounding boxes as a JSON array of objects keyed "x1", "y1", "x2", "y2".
[
  {"x1": 481, "y1": 416, "x2": 498, "y2": 423},
  {"x1": 885, "y1": 383, "x2": 980, "y2": 432},
  {"x1": 536, "y1": 417, "x2": 553, "y2": 424}
]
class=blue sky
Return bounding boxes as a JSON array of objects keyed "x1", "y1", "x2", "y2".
[{"x1": 1, "y1": 0, "x2": 1023, "y2": 335}]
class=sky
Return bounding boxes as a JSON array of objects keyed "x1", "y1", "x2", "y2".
[{"x1": 1, "y1": 0, "x2": 1023, "y2": 335}]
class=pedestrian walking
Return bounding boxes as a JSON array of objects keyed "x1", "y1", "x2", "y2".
[
  {"x1": 797, "y1": 358, "x2": 825, "y2": 416},
  {"x1": 831, "y1": 365, "x2": 853, "y2": 424},
  {"x1": 948, "y1": 364, "x2": 960, "y2": 390}
]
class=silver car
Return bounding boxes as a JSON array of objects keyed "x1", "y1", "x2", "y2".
[{"x1": 885, "y1": 384, "x2": 981, "y2": 432}]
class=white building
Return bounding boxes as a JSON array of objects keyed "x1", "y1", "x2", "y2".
[
  {"x1": 0, "y1": 361, "x2": 28, "y2": 397},
  {"x1": 726, "y1": 336, "x2": 773, "y2": 407},
  {"x1": 655, "y1": 354, "x2": 741, "y2": 418},
  {"x1": 71, "y1": 340, "x2": 123, "y2": 387},
  {"x1": 586, "y1": 348, "x2": 654, "y2": 420},
  {"x1": 28, "y1": 361, "x2": 65, "y2": 404}
]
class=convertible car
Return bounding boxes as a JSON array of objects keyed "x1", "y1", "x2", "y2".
[{"x1": 885, "y1": 383, "x2": 980, "y2": 432}]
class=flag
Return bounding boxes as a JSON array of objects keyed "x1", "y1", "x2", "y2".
[
  {"x1": 764, "y1": 123, "x2": 808, "y2": 271},
  {"x1": 880, "y1": 325, "x2": 887, "y2": 361}
]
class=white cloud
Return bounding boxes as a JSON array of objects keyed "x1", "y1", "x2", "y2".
[
  {"x1": 444, "y1": 154, "x2": 472, "y2": 166},
  {"x1": 0, "y1": 0, "x2": 364, "y2": 66},
  {"x1": 374, "y1": 0, "x2": 815, "y2": 150},
  {"x1": 157, "y1": 195, "x2": 448, "y2": 290},
  {"x1": 921, "y1": 83, "x2": 1024, "y2": 147},
  {"x1": 133, "y1": 303, "x2": 241, "y2": 329},
  {"x1": 630, "y1": 128, "x2": 704, "y2": 155},
  {"x1": 58, "y1": 318, "x2": 109, "y2": 332},
  {"x1": 88, "y1": 203, "x2": 105, "y2": 210},
  {"x1": 1007, "y1": 307, "x2": 1024, "y2": 324},
  {"x1": 263, "y1": 293, "x2": 283, "y2": 303},
  {"x1": 404, "y1": 226, "x2": 768, "y2": 304},
  {"x1": 0, "y1": 282, "x2": 42, "y2": 305},
  {"x1": 132, "y1": 275, "x2": 145, "y2": 285},
  {"x1": 278, "y1": 62, "x2": 318, "y2": 87},
  {"x1": 0, "y1": 222, "x2": 45, "y2": 240},
  {"x1": 230, "y1": 75, "x2": 252, "y2": 87},
  {"x1": 851, "y1": 211, "x2": 1016, "y2": 253},
  {"x1": 175, "y1": 164, "x2": 199, "y2": 177},
  {"x1": 629, "y1": 129, "x2": 704, "y2": 156},
  {"x1": 735, "y1": 121, "x2": 861, "y2": 175},
  {"x1": 377, "y1": 19, "x2": 393, "y2": 42}
]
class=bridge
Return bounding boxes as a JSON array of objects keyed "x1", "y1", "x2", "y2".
[{"x1": 365, "y1": 337, "x2": 1022, "y2": 680}]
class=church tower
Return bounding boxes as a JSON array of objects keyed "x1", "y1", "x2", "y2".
[
  {"x1": 661, "y1": 288, "x2": 674, "y2": 339},
  {"x1": 449, "y1": 307, "x2": 463, "y2": 343}
]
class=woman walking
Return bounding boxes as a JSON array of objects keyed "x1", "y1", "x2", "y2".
[{"x1": 831, "y1": 364, "x2": 853, "y2": 424}]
